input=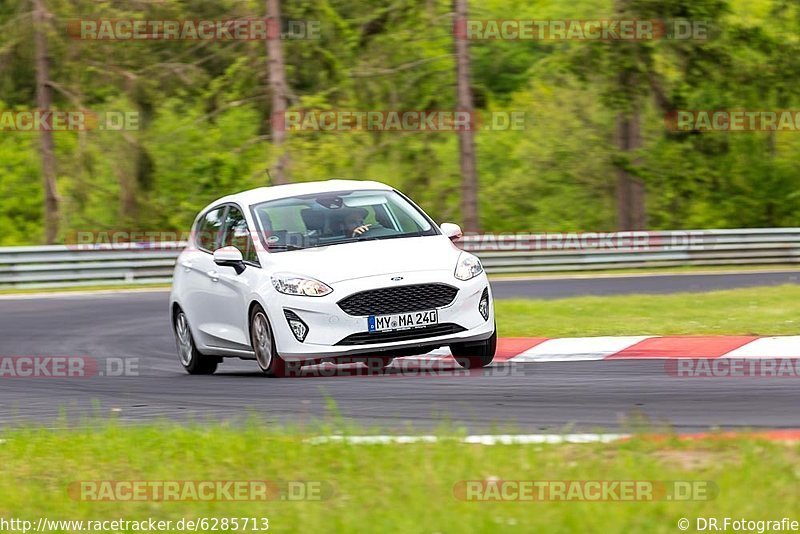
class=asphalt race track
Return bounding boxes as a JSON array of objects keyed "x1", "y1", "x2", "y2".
[{"x1": 0, "y1": 272, "x2": 798, "y2": 432}]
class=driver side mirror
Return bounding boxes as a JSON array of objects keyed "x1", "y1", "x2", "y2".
[
  {"x1": 213, "y1": 246, "x2": 246, "y2": 274},
  {"x1": 440, "y1": 223, "x2": 463, "y2": 241}
]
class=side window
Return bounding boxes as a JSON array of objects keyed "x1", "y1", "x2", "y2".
[
  {"x1": 222, "y1": 206, "x2": 258, "y2": 264},
  {"x1": 387, "y1": 195, "x2": 431, "y2": 233},
  {"x1": 388, "y1": 203, "x2": 417, "y2": 232},
  {"x1": 195, "y1": 207, "x2": 226, "y2": 252}
]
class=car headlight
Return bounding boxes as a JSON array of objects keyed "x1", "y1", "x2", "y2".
[
  {"x1": 271, "y1": 273, "x2": 333, "y2": 297},
  {"x1": 454, "y1": 252, "x2": 483, "y2": 281}
]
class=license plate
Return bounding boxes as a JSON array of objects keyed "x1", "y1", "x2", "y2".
[{"x1": 367, "y1": 310, "x2": 438, "y2": 333}]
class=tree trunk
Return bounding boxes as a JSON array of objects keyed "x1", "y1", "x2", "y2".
[
  {"x1": 117, "y1": 153, "x2": 137, "y2": 222},
  {"x1": 615, "y1": 78, "x2": 646, "y2": 231},
  {"x1": 454, "y1": 0, "x2": 479, "y2": 232},
  {"x1": 613, "y1": 0, "x2": 645, "y2": 231},
  {"x1": 33, "y1": 0, "x2": 60, "y2": 243},
  {"x1": 266, "y1": 0, "x2": 290, "y2": 185}
]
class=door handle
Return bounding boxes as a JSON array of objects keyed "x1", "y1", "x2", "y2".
[{"x1": 206, "y1": 270, "x2": 219, "y2": 282}]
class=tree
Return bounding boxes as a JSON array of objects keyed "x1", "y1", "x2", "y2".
[
  {"x1": 266, "y1": 0, "x2": 290, "y2": 184},
  {"x1": 33, "y1": 0, "x2": 59, "y2": 243},
  {"x1": 611, "y1": 0, "x2": 647, "y2": 230},
  {"x1": 454, "y1": 0, "x2": 479, "y2": 232}
]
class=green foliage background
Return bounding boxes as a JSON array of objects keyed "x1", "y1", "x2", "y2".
[{"x1": 1, "y1": 0, "x2": 799, "y2": 244}]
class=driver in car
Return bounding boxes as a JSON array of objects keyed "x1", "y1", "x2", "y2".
[{"x1": 341, "y1": 208, "x2": 372, "y2": 237}]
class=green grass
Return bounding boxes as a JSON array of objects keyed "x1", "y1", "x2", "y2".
[
  {"x1": 495, "y1": 284, "x2": 800, "y2": 337},
  {"x1": 0, "y1": 422, "x2": 797, "y2": 533},
  {"x1": 0, "y1": 283, "x2": 170, "y2": 295}
]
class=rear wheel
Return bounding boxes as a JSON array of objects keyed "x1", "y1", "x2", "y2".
[
  {"x1": 451, "y1": 329, "x2": 497, "y2": 369},
  {"x1": 174, "y1": 309, "x2": 218, "y2": 375},
  {"x1": 250, "y1": 306, "x2": 287, "y2": 378}
]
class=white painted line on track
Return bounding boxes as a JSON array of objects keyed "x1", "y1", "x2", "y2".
[
  {"x1": 513, "y1": 336, "x2": 652, "y2": 362},
  {"x1": 306, "y1": 434, "x2": 629, "y2": 445},
  {"x1": 721, "y1": 336, "x2": 800, "y2": 359},
  {"x1": 306, "y1": 435, "x2": 439, "y2": 445},
  {"x1": 463, "y1": 434, "x2": 629, "y2": 445}
]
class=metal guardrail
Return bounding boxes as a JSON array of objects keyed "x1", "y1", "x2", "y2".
[
  {"x1": 460, "y1": 228, "x2": 800, "y2": 273},
  {"x1": 0, "y1": 243, "x2": 183, "y2": 289},
  {"x1": 0, "y1": 228, "x2": 798, "y2": 289}
]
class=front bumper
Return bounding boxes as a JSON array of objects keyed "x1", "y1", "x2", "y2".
[{"x1": 267, "y1": 270, "x2": 494, "y2": 361}]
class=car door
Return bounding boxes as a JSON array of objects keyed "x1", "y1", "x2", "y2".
[
  {"x1": 180, "y1": 206, "x2": 227, "y2": 349},
  {"x1": 201, "y1": 204, "x2": 262, "y2": 352}
]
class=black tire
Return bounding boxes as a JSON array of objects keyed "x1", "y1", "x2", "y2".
[
  {"x1": 173, "y1": 308, "x2": 218, "y2": 375},
  {"x1": 451, "y1": 329, "x2": 497, "y2": 369},
  {"x1": 250, "y1": 305, "x2": 287, "y2": 378}
]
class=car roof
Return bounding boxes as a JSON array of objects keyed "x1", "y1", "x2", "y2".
[{"x1": 202, "y1": 179, "x2": 394, "y2": 212}]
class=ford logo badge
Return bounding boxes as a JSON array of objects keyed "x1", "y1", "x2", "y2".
[{"x1": 391, "y1": 276, "x2": 403, "y2": 281}]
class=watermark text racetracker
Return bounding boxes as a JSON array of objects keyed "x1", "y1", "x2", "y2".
[
  {"x1": 70, "y1": 480, "x2": 333, "y2": 501},
  {"x1": 69, "y1": 18, "x2": 320, "y2": 40},
  {"x1": 454, "y1": 479, "x2": 718, "y2": 501},
  {"x1": 272, "y1": 110, "x2": 528, "y2": 132},
  {"x1": 667, "y1": 110, "x2": 800, "y2": 132},
  {"x1": 280, "y1": 359, "x2": 525, "y2": 378},
  {"x1": 0, "y1": 110, "x2": 139, "y2": 131},
  {"x1": 455, "y1": 19, "x2": 710, "y2": 41},
  {"x1": 64, "y1": 229, "x2": 707, "y2": 252},
  {"x1": 0, "y1": 356, "x2": 138, "y2": 378},
  {"x1": 460, "y1": 230, "x2": 706, "y2": 252},
  {"x1": 666, "y1": 359, "x2": 800, "y2": 378}
]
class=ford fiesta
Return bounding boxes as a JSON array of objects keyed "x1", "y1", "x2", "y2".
[{"x1": 169, "y1": 180, "x2": 496, "y2": 377}]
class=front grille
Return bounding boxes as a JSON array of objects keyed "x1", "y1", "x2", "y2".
[
  {"x1": 336, "y1": 323, "x2": 466, "y2": 346},
  {"x1": 337, "y1": 283, "x2": 458, "y2": 316}
]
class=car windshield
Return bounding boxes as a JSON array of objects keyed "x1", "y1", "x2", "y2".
[{"x1": 250, "y1": 189, "x2": 438, "y2": 251}]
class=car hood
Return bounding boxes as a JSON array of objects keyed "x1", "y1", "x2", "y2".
[{"x1": 264, "y1": 235, "x2": 463, "y2": 283}]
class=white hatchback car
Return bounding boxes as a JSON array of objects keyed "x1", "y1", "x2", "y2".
[{"x1": 169, "y1": 180, "x2": 495, "y2": 377}]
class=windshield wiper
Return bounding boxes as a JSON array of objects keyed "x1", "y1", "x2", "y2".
[
  {"x1": 319, "y1": 236, "x2": 379, "y2": 247},
  {"x1": 266, "y1": 244, "x2": 303, "y2": 251}
]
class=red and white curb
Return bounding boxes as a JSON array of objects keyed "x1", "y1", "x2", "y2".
[{"x1": 404, "y1": 336, "x2": 800, "y2": 363}]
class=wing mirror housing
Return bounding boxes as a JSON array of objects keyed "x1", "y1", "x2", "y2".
[
  {"x1": 213, "y1": 246, "x2": 246, "y2": 274},
  {"x1": 440, "y1": 222, "x2": 463, "y2": 241}
]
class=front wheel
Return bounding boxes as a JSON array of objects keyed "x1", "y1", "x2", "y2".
[
  {"x1": 250, "y1": 306, "x2": 287, "y2": 378},
  {"x1": 174, "y1": 309, "x2": 218, "y2": 375},
  {"x1": 451, "y1": 329, "x2": 497, "y2": 369}
]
